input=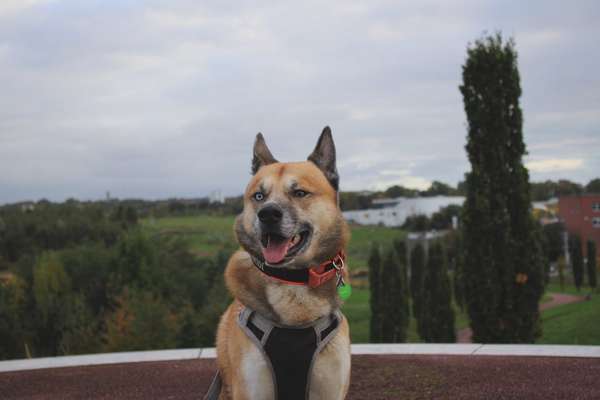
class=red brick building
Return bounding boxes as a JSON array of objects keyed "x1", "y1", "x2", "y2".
[{"x1": 558, "y1": 195, "x2": 600, "y2": 257}]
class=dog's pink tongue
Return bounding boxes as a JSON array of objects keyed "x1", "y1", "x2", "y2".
[{"x1": 262, "y1": 237, "x2": 290, "y2": 264}]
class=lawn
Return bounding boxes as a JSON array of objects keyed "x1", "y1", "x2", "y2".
[
  {"x1": 538, "y1": 278, "x2": 600, "y2": 345},
  {"x1": 141, "y1": 215, "x2": 404, "y2": 270},
  {"x1": 141, "y1": 215, "x2": 236, "y2": 256},
  {"x1": 539, "y1": 294, "x2": 600, "y2": 345}
]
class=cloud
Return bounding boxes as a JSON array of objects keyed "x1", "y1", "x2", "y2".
[
  {"x1": 0, "y1": 1, "x2": 599, "y2": 203},
  {"x1": 526, "y1": 158, "x2": 584, "y2": 173}
]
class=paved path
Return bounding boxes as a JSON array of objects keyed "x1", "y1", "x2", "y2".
[
  {"x1": 2, "y1": 355, "x2": 599, "y2": 399},
  {"x1": 457, "y1": 292, "x2": 586, "y2": 343}
]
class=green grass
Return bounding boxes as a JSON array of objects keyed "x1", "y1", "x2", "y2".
[
  {"x1": 346, "y1": 224, "x2": 405, "y2": 270},
  {"x1": 141, "y1": 215, "x2": 236, "y2": 256},
  {"x1": 538, "y1": 294, "x2": 600, "y2": 345}
]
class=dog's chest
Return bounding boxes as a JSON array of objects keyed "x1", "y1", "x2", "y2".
[{"x1": 265, "y1": 285, "x2": 331, "y2": 325}]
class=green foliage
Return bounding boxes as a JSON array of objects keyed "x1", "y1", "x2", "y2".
[
  {"x1": 538, "y1": 292, "x2": 600, "y2": 345},
  {"x1": 586, "y1": 241, "x2": 597, "y2": 290},
  {"x1": 103, "y1": 289, "x2": 179, "y2": 352},
  {"x1": 530, "y1": 179, "x2": 585, "y2": 201},
  {"x1": 421, "y1": 181, "x2": 459, "y2": 197},
  {"x1": 542, "y1": 222, "x2": 564, "y2": 264},
  {"x1": 380, "y1": 246, "x2": 409, "y2": 342},
  {"x1": 409, "y1": 243, "x2": 426, "y2": 318},
  {"x1": 368, "y1": 244, "x2": 382, "y2": 342},
  {"x1": 460, "y1": 33, "x2": 545, "y2": 343},
  {"x1": 569, "y1": 234, "x2": 584, "y2": 291},
  {"x1": 585, "y1": 178, "x2": 600, "y2": 194},
  {"x1": 417, "y1": 242, "x2": 456, "y2": 342},
  {"x1": 0, "y1": 279, "x2": 28, "y2": 359}
]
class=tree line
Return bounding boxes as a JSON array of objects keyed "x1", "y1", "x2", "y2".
[
  {"x1": 0, "y1": 201, "x2": 230, "y2": 360},
  {"x1": 368, "y1": 238, "x2": 457, "y2": 343}
]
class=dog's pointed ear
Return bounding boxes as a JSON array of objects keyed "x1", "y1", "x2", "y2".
[
  {"x1": 252, "y1": 133, "x2": 278, "y2": 174},
  {"x1": 307, "y1": 126, "x2": 339, "y2": 191}
]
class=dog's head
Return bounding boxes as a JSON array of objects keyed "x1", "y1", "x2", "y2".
[{"x1": 235, "y1": 127, "x2": 348, "y2": 269}]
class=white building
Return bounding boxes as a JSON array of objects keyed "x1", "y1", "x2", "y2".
[{"x1": 342, "y1": 196, "x2": 465, "y2": 227}]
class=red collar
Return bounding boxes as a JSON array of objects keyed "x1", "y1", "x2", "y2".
[{"x1": 251, "y1": 251, "x2": 345, "y2": 288}]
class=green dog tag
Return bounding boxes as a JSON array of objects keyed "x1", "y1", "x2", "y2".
[{"x1": 337, "y1": 284, "x2": 352, "y2": 301}]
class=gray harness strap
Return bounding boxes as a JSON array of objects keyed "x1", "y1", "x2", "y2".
[{"x1": 203, "y1": 307, "x2": 342, "y2": 400}]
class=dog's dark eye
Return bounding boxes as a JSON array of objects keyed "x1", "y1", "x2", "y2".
[
  {"x1": 294, "y1": 189, "x2": 308, "y2": 198},
  {"x1": 253, "y1": 192, "x2": 265, "y2": 201}
]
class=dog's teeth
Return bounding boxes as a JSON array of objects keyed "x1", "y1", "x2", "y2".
[{"x1": 291, "y1": 234, "x2": 300, "y2": 245}]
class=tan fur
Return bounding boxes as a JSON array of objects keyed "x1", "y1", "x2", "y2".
[{"x1": 215, "y1": 159, "x2": 351, "y2": 400}]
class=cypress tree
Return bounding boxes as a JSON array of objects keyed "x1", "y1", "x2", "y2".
[
  {"x1": 410, "y1": 243, "x2": 426, "y2": 319},
  {"x1": 570, "y1": 235, "x2": 584, "y2": 291},
  {"x1": 380, "y1": 243, "x2": 409, "y2": 342},
  {"x1": 394, "y1": 240, "x2": 411, "y2": 312},
  {"x1": 460, "y1": 33, "x2": 545, "y2": 343},
  {"x1": 368, "y1": 243, "x2": 382, "y2": 343},
  {"x1": 586, "y1": 240, "x2": 596, "y2": 291},
  {"x1": 418, "y1": 242, "x2": 456, "y2": 342}
]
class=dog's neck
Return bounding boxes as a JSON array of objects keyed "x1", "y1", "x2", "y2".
[{"x1": 225, "y1": 250, "x2": 341, "y2": 326}]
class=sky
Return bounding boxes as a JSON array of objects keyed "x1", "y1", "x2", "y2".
[{"x1": 1, "y1": 0, "x2": 599, "y2": 204}]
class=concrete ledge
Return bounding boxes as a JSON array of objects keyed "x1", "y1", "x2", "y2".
[
  {"x1": 0, "y1": 349, "x2": 201, "y2": 373},
  {"x1": 2, "y1": 344, "x2": 599, "y2": 373}
]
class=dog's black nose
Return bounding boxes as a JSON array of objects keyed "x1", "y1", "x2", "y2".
[{"x1": 258, "y1": 204, "x2": 283, "y2": 225}]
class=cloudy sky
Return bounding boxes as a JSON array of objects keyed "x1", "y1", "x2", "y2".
[{"x1": 1, "y1": 0, "x2": 598, "y2": 204}]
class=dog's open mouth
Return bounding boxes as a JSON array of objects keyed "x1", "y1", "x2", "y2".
[{"x1": 260, "y1": 230, "x2": 310, "y2": 265}]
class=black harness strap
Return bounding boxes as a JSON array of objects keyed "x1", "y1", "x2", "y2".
[
  {"x1": 238, "y1": 307, "x2": 341, "y2": 400},
  {"x1": 202, "y1": 307, "x2": 342, "y2": 400}
]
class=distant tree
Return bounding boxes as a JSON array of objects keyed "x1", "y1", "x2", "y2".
[
  {"x1": 418, "y1": 242, "x2": 456, "y2": 342},
  {"x1": 556, "y1": 180, "x2": 583, "y2": 197},
  {"x1": 380, "y1": 248, "x2": 408, "y2": 342},
  {"x1": 569, "y1": 234, "x2": 584, "y2": 291},
  {"x1": 587, "y1": 241, "x2": 597, "y2": 292},
  {"x1": 430, "y1": 205, "x2": 463, "y2": 230},
  {"x1": 0, "y1": 279, "x2": 28, "y2": 359},
  {"x1": 557, "y1": 256, "x2": 566, "y2": 292},
  {"x1": 402, "y1": 214, "x2": 430, "y2": 232},
  {"x1": 384, "y1": 185, "x2": 419, "y2": 198},
  {"x1": 456, "y1": 180, "x2": 467, "y2": 196},
  {"x1": 585, "y1": 178, "x2": 600, "y2": 194},
  {"x1": 460, "y1": 33, "x2": 545, "y2": 343},
  {"x1": 542, "y1": 223, "x2": 565, "y2": 264},
  {"x1": 409, "y1": 243, "x2": 426, "y2": 319},
  {"x1": 368, "y1": 244, "x2": 382, "y2": 343},
  {"x1": 421, "y1": 181, "x2": 458, "y2": 197},
  {"x1": 104, "y1": 289, "x2": 179, "y2": 352}
]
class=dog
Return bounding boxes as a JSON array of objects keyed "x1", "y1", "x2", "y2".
[{"x1": 206, "y1": 127, "x2": 351, "y2": 400}]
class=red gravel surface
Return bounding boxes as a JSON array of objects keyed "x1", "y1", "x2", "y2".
[{"x1": 2, "y1": 355, "x2": 599, "y2": 399}]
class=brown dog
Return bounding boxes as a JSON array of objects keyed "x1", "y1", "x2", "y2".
[{"x1": 209, "y1": 127, "x2": 351, "y2": 400}]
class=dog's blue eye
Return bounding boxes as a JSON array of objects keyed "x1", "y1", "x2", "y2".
[
  {"x1": 294, "y1": 190, "x2": 308, "y2": 198},
  {"x1": 253, "y1": 192, "x2": 265, "y2": 201}
]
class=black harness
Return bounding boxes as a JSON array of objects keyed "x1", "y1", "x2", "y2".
[{"x1": 204, "y1": 307, "x2": 342, "y2": 400}]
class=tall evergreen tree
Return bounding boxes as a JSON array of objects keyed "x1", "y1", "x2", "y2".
[
  {"x1": 586, "y1": 241, "x2": 597, "y2": 292},
  {"x1": 410, "y1": 243, "x2": 426, "y2": 319},
  {"x1": 394, "y1": 240, "x2": 411, "y2": 308},
  {"x1": 570, "y1": 235, "x2": 584, "y2": 291},
  {"x1": 418, "y1": 242, "x2": 456, "y2": 342},
  {"x1": 368, "y1": 243, "x2": 382, "y2": 343},
  {"x1": 380, "y1": 246, "x2": 409, "y2": 342},
  {"x1": 460, "y1": 33, "x2": 545, "y2": 343}
]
